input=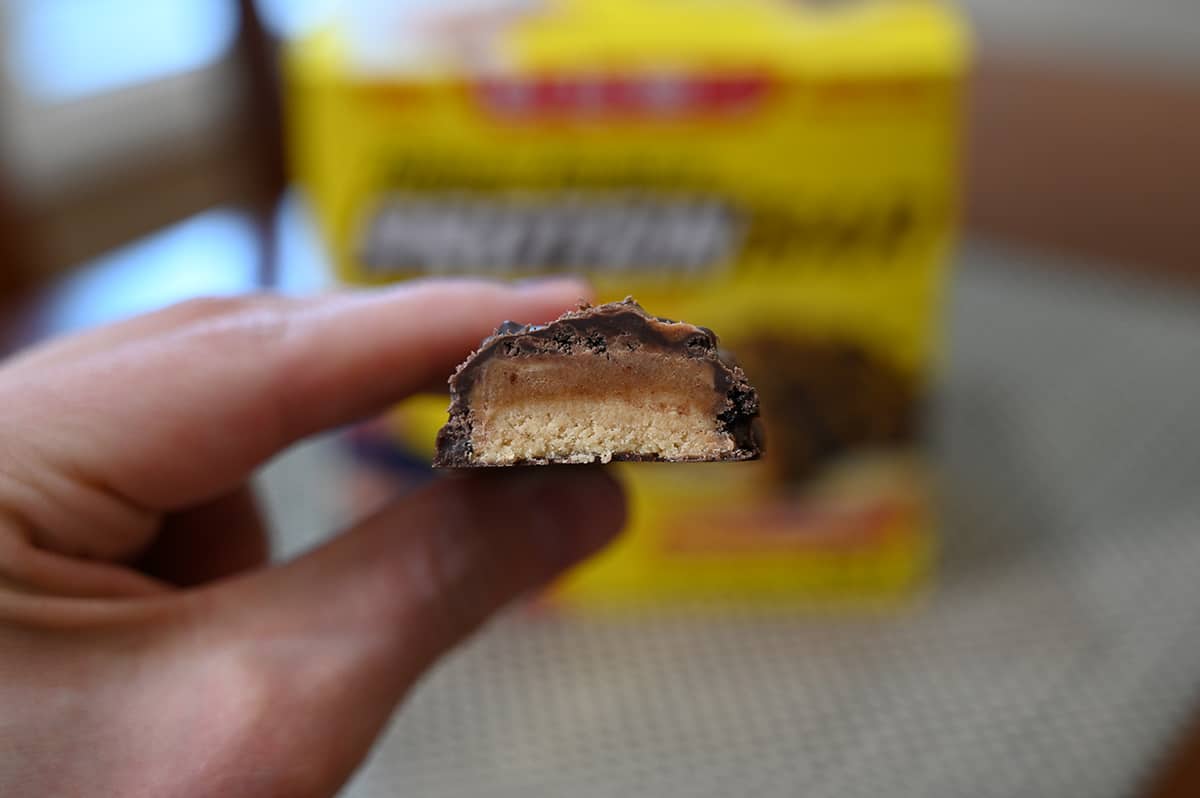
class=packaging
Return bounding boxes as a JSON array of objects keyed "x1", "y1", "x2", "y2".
[{"x1": 286, "y1": 0, "x2": 968, "y2": 606}]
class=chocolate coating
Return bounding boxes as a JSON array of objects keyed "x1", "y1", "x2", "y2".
[{"x1": 434, "y1": 297, "x2": 764, "y2": 467}]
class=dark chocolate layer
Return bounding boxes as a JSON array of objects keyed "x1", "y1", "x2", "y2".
[{"x1": 433, "y1": 297, "x2": 764, "y2": 467}]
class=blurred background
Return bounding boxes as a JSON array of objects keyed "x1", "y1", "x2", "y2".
[{"x1": 1, "y1": 1, "x2": 1198, "y2": 797}]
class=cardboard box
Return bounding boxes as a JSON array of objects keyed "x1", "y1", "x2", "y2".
[{"x1": 287, "y1": 0, "x2": 968, "y2": 606}]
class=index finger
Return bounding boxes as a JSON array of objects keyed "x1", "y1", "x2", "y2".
[{"x1": 0, "y1": 278, "x2": 590, "y2": 512}]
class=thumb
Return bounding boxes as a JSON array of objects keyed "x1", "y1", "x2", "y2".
[
  {"x1": 242, "y1": 468, "x2": 626, "y2": 674},
  {"x1": 183, "y1": 468, "x2": 624, "y2": 794}
]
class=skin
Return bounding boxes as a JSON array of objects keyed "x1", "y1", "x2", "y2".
[{"x1": 0, "y1": 278, "x2": 626, "y2": 797}]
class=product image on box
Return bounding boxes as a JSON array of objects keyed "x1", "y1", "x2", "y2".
[{"x1": 734, "y1": 335, "x2": 918, "y2": 484}]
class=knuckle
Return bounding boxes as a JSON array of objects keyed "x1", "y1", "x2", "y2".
[
  {"x1": 165, "y1": 294, "x2": 275, "y2": 322},
  {"x1": 176, "y1": 294, "x2": 291, "y2": 338},
  {"x1": 179, "y1": 648, "x2": 335, "y2": 796},
  {"x1": 157, "y1": 296, "x2": 299, "y2": 363},
  {"x1": 174, "y1": 296, "x2": 293, "y2": 345}
]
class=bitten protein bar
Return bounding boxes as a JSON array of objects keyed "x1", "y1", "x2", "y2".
[{"x1": 434, "y1": 298, "x2": 764, "y2": 467}]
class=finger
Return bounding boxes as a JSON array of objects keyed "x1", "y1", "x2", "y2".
[
  {"x1": 228, "y1": 468, "x2": 626, "y2": 679},
  {"x1": 8, "y1": 294, "x2": 293, "y2": 371},
  {"x1": 0, "y1": 278, "x2": 589, "y2": 557},
  {"x1": 137, "y1": 486, "x2": 270, "y2": 587},
  {"x1": 178, "y1": 468, "x2": 625, "y2": 794}
]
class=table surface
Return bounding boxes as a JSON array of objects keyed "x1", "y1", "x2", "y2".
[
  {"x1": 261, "y1": 231, "x2": 1200, "y2": 796},
  {"x1": 6, "y1": 197, "x2": 1200, "y2": 797}
]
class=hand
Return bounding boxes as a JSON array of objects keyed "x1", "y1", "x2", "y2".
[{"x1": 0, "y1": 279, "x2": 626, "y2": 797}]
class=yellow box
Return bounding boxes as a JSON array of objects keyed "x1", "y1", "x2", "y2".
[{"x1": 287, "y1": 0, "x2": 968, "y2": 606}]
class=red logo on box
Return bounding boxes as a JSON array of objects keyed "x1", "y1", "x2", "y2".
[{"x1": 475, "y1": 73, "x2": 772, "y2": 119}]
